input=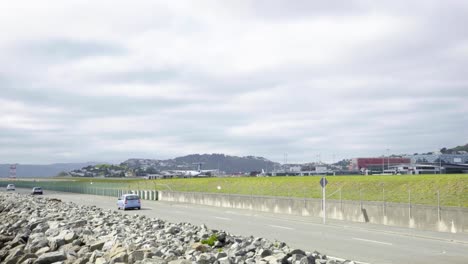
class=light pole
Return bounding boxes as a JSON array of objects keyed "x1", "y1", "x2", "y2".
[
  {"x1": 387, "y1": 149, "x2": 390, "y2": 172},
  {"x1": 382, "y1": 153, "x2": 385, "y2": 173},
  {"x1": 439, "y1": 154, "x2": 442, "y2": 174}
]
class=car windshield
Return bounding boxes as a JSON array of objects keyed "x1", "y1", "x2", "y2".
[
  {"x1": 126, "y1": 195, "x2": 139, "y2": 200},
  {"x1": 34, "y1": 188, "x2": 42, "y2": 190}
]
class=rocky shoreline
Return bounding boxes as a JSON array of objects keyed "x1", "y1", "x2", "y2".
[{"x1": 0, "y1": 193, "x2": 355, "y2": 264}]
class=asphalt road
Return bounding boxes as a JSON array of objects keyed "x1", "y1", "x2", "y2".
[{"x1": 4, "y1": 188, "x2": 468, "y2": 264}]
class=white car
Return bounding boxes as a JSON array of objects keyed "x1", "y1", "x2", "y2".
[
  {"x1": 6, "y1": 184, "x2": 15, "y2": 191},
  {"x1": 117, "y1": 194, "x2": 141, "y2": 210}
]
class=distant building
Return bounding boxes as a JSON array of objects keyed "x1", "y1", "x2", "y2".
[
  {"x1": 406, "y1": 153, "x2": 468, "y2": 173},
  {"x1": 407, "y1": 153, "x2": 468, "y2": 164},
  {"x1": 289, "y1": 166, "x2": 302, "y2": 172},
  {"x1": 349, "y1": 157, "x2": 411, "y2": 172},
  {"x1": 390, "y1": 164, "x2": 442, "y2": 174}
]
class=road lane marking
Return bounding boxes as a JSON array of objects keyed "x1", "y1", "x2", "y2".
[
  {"x1": 269, "y1": 225, "x2": 294, "y2": 230},
  {"x1": 214, "y1": 216, "x2": 231, "y2": 221},
  {"x1": 352, "y1": 237, "x2": 393, "y2": 246}
]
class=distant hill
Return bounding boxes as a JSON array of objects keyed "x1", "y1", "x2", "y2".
[
  {"x1": 121, "y1": 154, "x2": 280, "y2": 174},
  {"x1": 0, "y1": 162, "x2": 101, "y2": 178},
  {"x1": 440, "y1": 143, "x2": 468, "y2": 154}
]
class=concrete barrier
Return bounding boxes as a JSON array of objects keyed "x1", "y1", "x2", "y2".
[{"x1": 158, "y1": 191, "x2": 467, "y2": 233}]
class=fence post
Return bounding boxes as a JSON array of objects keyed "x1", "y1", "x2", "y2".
[
  {"x1": 303, "y1": 187, "x2": 306, "y2": 209},
  {"x1": 359, "y1": 189, "x2": 363, "y2": 210},
  {"x1": 383, "y1": 188, "x2": 386, "y2": 217},
  {"x1": 408, "y1": 189, "x2": 412, "y2": 219},
  {"x1": 339, "y1": 188, "x2": 342, "y2": 213},
  {"x1": 437, "y1": 190, "x2": 441, "y2": 222}
]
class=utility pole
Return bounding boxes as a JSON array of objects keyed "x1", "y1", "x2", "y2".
[
  {"x1": 439, "y1": 154, "x2": 442, "y2": 174},
  {"x1": 9, "y1": 164, "x2": 17, "y2": 179},
  {"x1": 382, "y1": 153, "x2": 385, "y2": 173},
  {"x1": 387, "y1": 148, "x2": 390, "y2": 172}
]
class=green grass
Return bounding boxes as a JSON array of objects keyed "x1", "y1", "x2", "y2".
[
  {"x1": 5, "y1": 174, "x2": 468, "y2": 207},
  {"x1": 201, "y1": 234, "x2": 218, "y2": 246},
  {"x1": 128, "y1": 174, "x2": 468, "y2": 207}
]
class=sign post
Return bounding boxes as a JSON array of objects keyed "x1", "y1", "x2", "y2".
[{"x1": 320, "y1": 176, "x2": 328, "y2": 224}]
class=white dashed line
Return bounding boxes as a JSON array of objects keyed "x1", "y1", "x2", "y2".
[
  {"x1": 214, "y1": 216, "x2": 231, "y2": 221},
  {"x1": 269, "y1": 225, "x2": 294, "y2": 230},
  {"x1": 352, "y1": 237, "x2": 393, "y2": 246}
]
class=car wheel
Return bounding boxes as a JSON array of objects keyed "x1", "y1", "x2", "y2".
[{"x1": 138, "y1": 207, "x2": 141, "y2": 210}]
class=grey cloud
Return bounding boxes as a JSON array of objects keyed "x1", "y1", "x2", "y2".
[
  {"x1": 16, "y1": 38, "x2": 126, "y2": 62},
  {"x1": 249, "y1": 0, "x2": 368, "y2": 20},
  {"x1": 0, "y1": 1, "x2": 467, "y2": 164}
]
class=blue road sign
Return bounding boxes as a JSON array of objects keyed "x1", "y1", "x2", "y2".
[{"x1": 320, "y1": 177, "x2": 328, "y2": 188}]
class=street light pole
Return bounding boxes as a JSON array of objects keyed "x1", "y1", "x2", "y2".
[
  {"x1": 439, "y1": 154, "x2": 442, "y2": 174},
  {"x1": 382, "y1": 153, "x2": 385, "y2": 173},
  {"x1": 387, "y1": 148, "x2": 390, "y2": 172}
]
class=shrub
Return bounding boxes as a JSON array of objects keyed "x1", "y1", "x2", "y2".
[{"x1": 201, "y1": 234, "x2": 218, "y2": 246}]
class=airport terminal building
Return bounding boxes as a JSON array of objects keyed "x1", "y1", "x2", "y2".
[
  {"x1": 350, "y1": 154, "x2": 468, "y2": 174},
  {"x1": 408, "y1": 153, "x2": 468, "y2": 164}
]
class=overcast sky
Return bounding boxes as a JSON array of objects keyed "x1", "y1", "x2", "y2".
[{"x1": 1, "y1": 0, "x2": 467, "y2": 164}]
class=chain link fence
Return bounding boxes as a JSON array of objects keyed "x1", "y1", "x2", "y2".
[
  {"x1": 0, "y1": 180, "x2": 158, "y2": 200},
  {"x1": 1, "y1": 177, "x2": 466, "y2": 208}
]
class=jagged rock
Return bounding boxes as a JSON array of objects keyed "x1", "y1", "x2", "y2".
[
  {"x1": 0, "y1": 248, "x2": 10, "y2": 262},
  {"x1": 48, "y1": 237, "x2": 65, "y2": 251},
  {"x1": 25, "y1": 236, "x2": 49, "y2": 253},
  {"x1": 95, "y1": 257, "x2": 107, "y2": 264},
  {"x1": 292, "y1": 253, "x2": 307, "y2": 262},
  {"x1": 17, "y1": 253, "x2": 38, "y2": 264},
  {"x1": 260, "y1": 249, "x2": 273, "y2": 258},
  {"x1": 191, "y1": 243, "x2": 210, "y2": 253},
  {"x1": 197, "y1": 252, "x2": 216, "y2": 264},
  {"x1": 21, "y1": 258, "x2": 37, "y2": 264},
  {"x1": 217, "y1": 233, "x2": 227, "y2": 243},
  {"x1": 64, "y1": 232, "x2": 76, "y2": 244},
  {"x1": 290, "y1": 249, "x2": 306, "y2": 256},
  {"x1": 305, "y1": 255, "x2": 316, "y2": 264},
  {"x1": 215, "y1": 252, "x2": 228, "y2": 259},
  {"x1": 168, "y1": 260, "x2": 191, "y2": 264},
  {"x1": 35, "y1": 247, "x2": 50, "y2": 256},
  {"x1": 34, "y1": 250, "x2": 67, "y2": 264},
  {"x1": 6, "y1": 244, "x2": 25, "y2": 260},
  {"x1": 218, "y1": 256, "x2": 233, "y2": 264},
  {"x1": 68, "y1": 220, "x2": 87, "y2": 228},
  {"x1": 89, "y1": 240, "x2": 106, "y2": 251},
  {"x1": 0, "y1": 235, "x2": 14, "y2": 243},
  {"x1": 129, "y1": 249, "x2": 147, "y2": 263},
  {"x1": 110, "y1": 251, "x2": 128, "y2": 263},
  {"x1": 263, "y1": 255, "x2": 278, "y2": 264},
  {"x1": 140, "y1": 256, "x2": 166, "y2": 264},
  {"x1": 71, "y1": 257, "x2": 88, "y2": 264},
  {"x1": 165, "y1": 226, "x2": 180, "y2": 235},
  {"x1": 0, "y1": 193, "x2": 351, "y2": 264}
]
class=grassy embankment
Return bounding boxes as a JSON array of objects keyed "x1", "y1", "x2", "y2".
[
  {"x1": 133, "y1": 174, "x2": 468, "y2": 207},
  {"x1": 11, "y1": 174, "x2": 468, "y2": 207}
]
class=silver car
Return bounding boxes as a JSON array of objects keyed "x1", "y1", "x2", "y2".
[
  {"x1": 31, "y1": 187, "x2": 43, "y2": 195},
  {"x1": 6, "y1": 184, "x2": 15, "y2": 191},
  {"x1": 117, "y1": 194, "x2": 141, "y2": 210}
]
